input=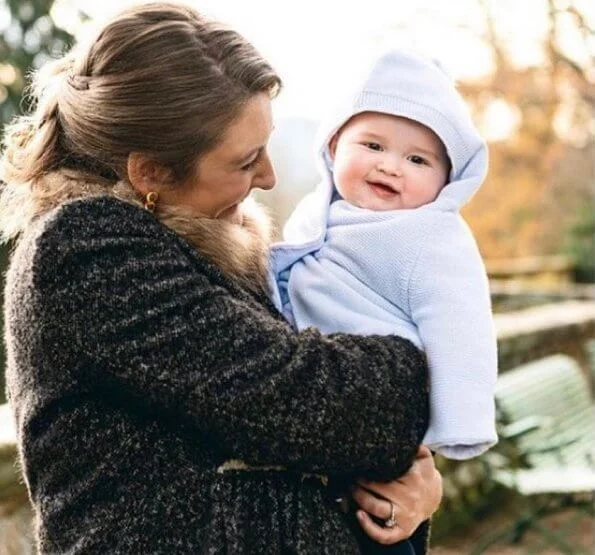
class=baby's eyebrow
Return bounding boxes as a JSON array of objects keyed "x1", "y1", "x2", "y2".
[
  {"x1": 410, "y1": 147, "x2": 441, "y2": 161},
  {"x1": 356, "y1": 132, "x2": 386, "y2": 142}
]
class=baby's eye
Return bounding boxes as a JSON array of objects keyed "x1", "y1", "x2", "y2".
[
  {"x1": 365, "y1": 142, "x2": 383, "y2": 152},
  {"x1": 408, "y1": 155, "x2": 428, "y2": 166}
]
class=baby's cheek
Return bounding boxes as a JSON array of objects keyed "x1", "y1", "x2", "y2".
[
  {"x1": 344, "y1": 161, "x2": 366, "y2": 186},
  {"x1": 337, "y1": 170, "x2": 361, "y2": 201},
  {"x1": 333, "y1": 164, "x2": 351, "y2": 191}
]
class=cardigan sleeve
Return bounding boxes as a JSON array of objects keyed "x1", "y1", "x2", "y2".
[
  {"x1": 408, "y1": 214, "x2": 498, "y2": 459},
  {"x1": 33, "y1": 198, "x2": 428, "y2": 478}
]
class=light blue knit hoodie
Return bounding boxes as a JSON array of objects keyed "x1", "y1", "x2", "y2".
[{"x1": 269, "y1": 49, "x2": 498, "y2": 460}]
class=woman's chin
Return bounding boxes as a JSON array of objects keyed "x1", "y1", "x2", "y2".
[{"x1": 218, "y1": 204, "x2": 243, "y2": 225}]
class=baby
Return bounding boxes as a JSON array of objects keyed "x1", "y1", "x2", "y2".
[{"x1": 270, "y1": 49, "x2": 498, "y2": 460}]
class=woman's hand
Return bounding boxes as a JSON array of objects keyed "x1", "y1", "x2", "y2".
[{"x1": 350, "y1": 446, "x2": 443, "y2": 545}]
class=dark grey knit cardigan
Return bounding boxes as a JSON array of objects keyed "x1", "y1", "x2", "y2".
[{"x1": 4, "y1": 196, "x2": 430, "y2": 554}]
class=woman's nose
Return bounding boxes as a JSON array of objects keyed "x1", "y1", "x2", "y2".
[{"x1": 254, "y1": 152, "x2": 276, "y2": 191}]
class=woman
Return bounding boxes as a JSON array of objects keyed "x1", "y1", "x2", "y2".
[{"x1": 0, "y1": 3, "x2": 442, "y2": 553}]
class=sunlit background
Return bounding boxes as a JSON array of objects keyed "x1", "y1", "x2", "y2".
[
  {"x1": 1, "y1": 1, "x2": 594, "y2": 553},
  {"x1": 2, "y1": 0, "x2": 594, "y2": 263}
]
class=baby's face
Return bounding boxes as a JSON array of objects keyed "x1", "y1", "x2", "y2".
[{"x1": 329, "y1": 112, "x2": 450, "y2": 210}]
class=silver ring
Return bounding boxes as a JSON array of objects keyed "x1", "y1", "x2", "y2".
[{"x1": 384, "y1": 501, "x2": 397, "y2": 528}]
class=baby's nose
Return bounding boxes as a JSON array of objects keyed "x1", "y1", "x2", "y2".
[{"x1": 378, "y1": 156, "x2": 403, "y2": 177}]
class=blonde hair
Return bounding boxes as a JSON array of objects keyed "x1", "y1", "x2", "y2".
[{"x1": 0, "y1": 2, "x2": 281, "y2": 239}]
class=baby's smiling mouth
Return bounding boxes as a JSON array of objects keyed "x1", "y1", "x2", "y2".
[{"x1": 366, "y1": 180, "x2": 400, "y2": 197}]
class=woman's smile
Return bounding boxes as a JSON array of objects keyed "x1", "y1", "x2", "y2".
[{"x1": 219, "y1": 203, "x2": 242, "y2": 223}]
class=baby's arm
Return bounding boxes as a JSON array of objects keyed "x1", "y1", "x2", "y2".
[{"x1": 408, "y1": 214, "x2": 498, "y2": 460}]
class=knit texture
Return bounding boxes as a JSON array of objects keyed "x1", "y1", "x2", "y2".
[
  {"x1": 4, "y1": 195, "x2": 430, "y2": 553},
  {"x1": 270, "y1": 49, "x2": 498, "y2": 460}
]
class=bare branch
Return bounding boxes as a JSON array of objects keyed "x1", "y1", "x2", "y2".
[
  {"x1": 476, "y1": 0, "x2": 510, "y2": 73},
  {"x1": 567, "y1": 3, "x2": 595, "y2": 37}
]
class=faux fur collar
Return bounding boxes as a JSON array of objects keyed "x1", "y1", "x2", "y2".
[{"x1": 2, "y1": 169, "x2": 274, "y2": 296}]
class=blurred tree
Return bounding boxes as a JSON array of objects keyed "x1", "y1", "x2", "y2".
[
  {"x1": 460, "y1": 0, "x2": 594, "y2": 269},
  {"x1": 565, "y1": 203, "x2": 595, "y2": 282},
  {"x1": 0, "y1": 0, "x2": 77, "y2": 127}
]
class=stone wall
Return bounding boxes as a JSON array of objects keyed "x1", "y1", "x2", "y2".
[
  {"x1": 495, "y1": 300, "x2": 595, "y2": 375},
  {"x1": 485, "y1": 255, "x2": 574, "y2": 286},
  {"x1": 490, "y1": 281, "x2": 595, "y2": 313}
]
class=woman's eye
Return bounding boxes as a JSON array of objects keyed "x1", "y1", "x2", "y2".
[
  {"x1": 241, "y1": 157, "x2": 258, "y2": 171},
  {"x1": 408, "y1": 155, "x2": 427, "y2": 166},
  {"x1": 365, "y1": 142, "x2": 383, "y2": 152}
]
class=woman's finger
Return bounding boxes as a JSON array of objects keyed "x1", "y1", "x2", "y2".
[
  {"x1": 355, "y1": 510, "x2": 410, "y2": 545},
  {"x1": 351, "y1": 486, "x2": 393, "y2": 521},
  {"x1": 416, "y1": 445, "x2": 433, "y2": 460},
  {"x1": 408, "y1": 447, "x2": 437, "y2": 481},
  {"x1": 351, "y1": 486, "x2": 418, "y2": 537},
  {"x1": 356, "y1": 478, "x2": 414, "y2": 501}
]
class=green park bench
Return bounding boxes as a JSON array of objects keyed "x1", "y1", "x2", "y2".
[{"x1": 473, "y1": 353, "x2": 595, "y2": 554}]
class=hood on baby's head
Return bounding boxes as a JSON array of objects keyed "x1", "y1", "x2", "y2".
[{"x1": 315, "y1": 48, "x2": 488, "y2": 209}]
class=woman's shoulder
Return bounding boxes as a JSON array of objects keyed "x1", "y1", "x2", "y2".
[
  {"x1": 27, "y1": 194, "x2": 202, "y2": 269},
  {"x1": 38, "y1": 195, "x2": 177, "y2": 244},
  {"x1": 6, "y1": 195, "x2": 203, "y2": 302}
]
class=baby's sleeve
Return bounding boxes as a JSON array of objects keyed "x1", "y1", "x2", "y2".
[{"x1": 408, "y1": 214, "x2": 498, "y2": 460}]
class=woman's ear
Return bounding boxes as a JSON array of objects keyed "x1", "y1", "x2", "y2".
[{"x1": 127, "y1": 153, "x2": 173, "y2": 196}]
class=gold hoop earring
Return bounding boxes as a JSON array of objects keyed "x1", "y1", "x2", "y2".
[{"x1": 144, "y1": 191, "x2": 158, "y2": 213}]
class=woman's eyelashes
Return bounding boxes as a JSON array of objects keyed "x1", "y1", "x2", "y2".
[{"x1": 241, "y1": 155, "x2": 259, "y2": 171}]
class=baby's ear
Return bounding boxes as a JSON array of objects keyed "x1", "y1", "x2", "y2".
[{"x1": 328, "y1": 133, "x2": 339, "y2": 159}]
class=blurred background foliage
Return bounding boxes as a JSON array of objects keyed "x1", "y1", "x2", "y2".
[
  {"x1": 457, "y1": 0, "x2": 594, "y2": 281},
  {"x1": 0, "y1": 0, "x2": 593, "y2": 269},
  {"x1": 0, "y1": 0, "x2": 76, "y2": 123}
]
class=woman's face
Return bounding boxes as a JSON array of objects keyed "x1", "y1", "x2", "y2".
[{"x1": 168, "y1": 93, "x2": 276, "y2": 224}]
